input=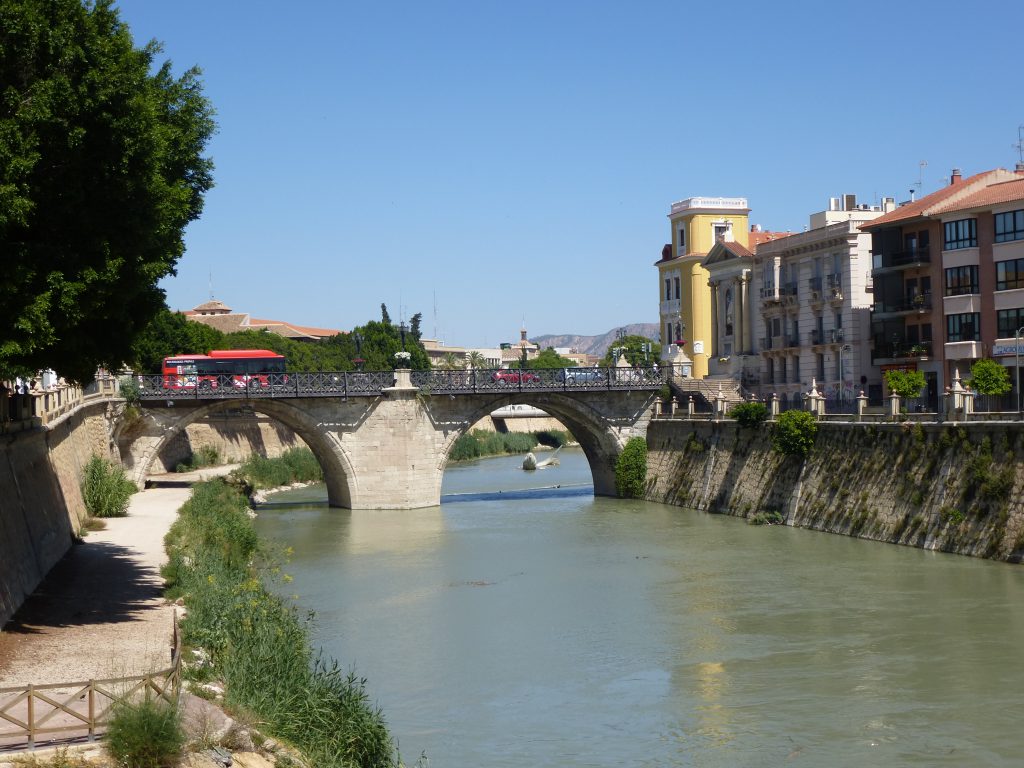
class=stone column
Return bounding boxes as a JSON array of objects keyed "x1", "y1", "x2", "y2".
[
  {"x1": 856, "y1": 390, "x2": 868, "y2": 421},
  {"x1": 670, "y1": 397, "x2": 678, "y2": 418},
  {"x1": 889, "y1": 391, "x2": 900, "y2": 420},
  {"x1": 687, "y1": 396, "x2": 695, "y2": 419},
  {"x1": 769, "y1": 392, "x2": 780, "y2": 419},
  {"x1": 709, "y1": 280, "x2": 719, "y2": 358},
  {"x1": 653, "y1": 399, "x2": 662, "y2": 418},
  {"x1": 739, "y1": 273, "x2": 750, "y2": 353}
]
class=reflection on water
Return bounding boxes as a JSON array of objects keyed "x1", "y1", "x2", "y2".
[{"x1": 256, "y1": 447, "x2": 1024, "y2": 768}]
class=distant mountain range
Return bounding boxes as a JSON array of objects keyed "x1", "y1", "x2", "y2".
[{"x1": 532, "y1": 323, "x2": 660, "y2": 357}]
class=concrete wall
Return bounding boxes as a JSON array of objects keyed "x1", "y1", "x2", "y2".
[
  {"x1": 0, "y1": 403, "x2": 114, "y2": 627},
  {"x1": 646, "y1": 420, "x2": 1024, "y2": 562}
]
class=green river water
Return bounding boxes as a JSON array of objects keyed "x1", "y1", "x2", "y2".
[{"x1": 254, "y1": 447, "x2": 1024, "y2": 767}]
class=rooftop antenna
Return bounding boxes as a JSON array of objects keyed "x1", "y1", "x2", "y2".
[
  {"x1": 208, "y1": 270, "x2": 214, "y2": 300},
  {"x1": 1014, "y1": 125, "x2": 1024, "y2": 166},
  {"x1": 915, "y1": 160, "x2": 927, "y2": 192},
  {"x1": 433, "y1": 289, "x2": 438, "y2": 340}
]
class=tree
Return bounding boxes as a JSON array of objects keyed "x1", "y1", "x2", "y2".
[
  {"x1": 968, "y1": 358, "x2": 1011, "y2": 396},
  {"x1": 380, "y1": 303, "x2": 391, "y2": 326},
  {"x1": 772, "y1": 410, "x2": 817, "y2": 457},
  {"x1": 466, "y1": 350, "x2": 485, "y2": 370},
  {"x1": 0, "y1": 0, "x2": 216, "y2": 382},
  {"x1": 409, "y1": 312, "x2": 423, "y2": 341},
  {"x1": 884, "y1": 369, "x2": 926, "y2": 399},
  {"x1": 528, "y1": 347, "x2": 577, "y2": 369},
  {"x1": 599, "y1": 335, "x2": 661, "y2": 367},
  {"x1": 615, "y1": 437, "x2": 648, "y2": 498}
]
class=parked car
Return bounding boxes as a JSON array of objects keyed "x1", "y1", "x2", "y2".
[
  {"x1": 557, "y1": 367, "x2": 607, "y2": 385},
  {"x1": 491, "y1": 370, "x2": 541, "y2": 385}
]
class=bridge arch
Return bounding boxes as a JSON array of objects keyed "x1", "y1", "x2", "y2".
[
  {"x1": 118, "y1": 399, "x2": 357, "y2": 508},
  {"x1": 433, "y1": 391, "x2": 652, "y2": 497}
]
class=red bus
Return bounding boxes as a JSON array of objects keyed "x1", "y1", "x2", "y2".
[{"x1": 161, "y1": 349, "x2": 287, "y2": 390}]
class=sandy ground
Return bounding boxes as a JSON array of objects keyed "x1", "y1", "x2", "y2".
[{"x1": 0, "y1": 466, "x2": 235, "y2": 687}]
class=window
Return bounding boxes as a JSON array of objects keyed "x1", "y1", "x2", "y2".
[
  {"x1": 996, "y1": 258, "x2": 1024, "y2": 290},
  {"x1": 713, "y1": 223, "x2": 729, "y2": 242},
  {"x1": 793, "y1": 356, "x2": 800, "y2": 383},
  {"x1": 995, "y1": 210, "x2": 1024, "y2": 243},
  {"x1": 666, "y1": 322, "x2": 672, "y2": 345},
  {"x1": 816, "y1": 353, "x2": 825, "y2": 382},
  {"x1": 767, "y1": 358, "x2": 775, "y2": 384},
  {"x1": 946, "y1": 312, "x2": 980, "y2": 342},
  {"x1": 943, "y1": 218, "x2": 977, "y2": 250},
  {"x1": 944, "y1": 265, "x2": 979, "y2": 296},
  {"x1": 997, "y1": 308, "x2": 1024, "y2": 338},
  {"x1": 834, "y1": 310, "x2": 843, "y2": 330},
  {"x1": 665, "y1": 278, "x2": 671, "y2": 300},
  {"x1": 677, "y1": 227, "x2": 686, "y2": 254},
  {"x1": 674, "y1": 277, "x2": 680, "y2": 300}
]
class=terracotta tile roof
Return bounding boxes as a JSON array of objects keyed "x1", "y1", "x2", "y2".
[
  {"x1": 860, "y1": 169, "x2": 1019, "y2": 229},
  {"x1": 722, "y1": 241, "x2": 753, "y2": 258},
  {"x1": 927, "y1": 176, "x2": 1024, "y2": 214},
  {"x1": 191, "y1": 299, "x2": 232, "y2": 313},
  {"x1": 184, "y1": 312, "x2": 250, "y2": 333},
  {"x1": 249, "y1": 318, "x2": 342, "y2": 338},
  {"x1": 748, "y1": 230, "x2": 792, "y2": 251}
]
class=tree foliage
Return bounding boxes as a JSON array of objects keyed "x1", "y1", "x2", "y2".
[
  {"x1": 615, "y1": 436, "x2": 648, "y2": 498},
  {"x1": 968, "y1": 358, "x2": 1012, "y2": 396},
  {"x1": 599, "y1": 335, "x2": 661, "y2": 367},
  {"x1": 528, "y1": 347, "x2": 577, "y2": 370},
  {"x1": 884, "y1": 369, "x2": 926, "y2": 399},
  {"x1": 728, "y1": 401, "x2": 768, "y2": 428},
  {"x1": 0, "y1": 0, "x2": 216, "y2": 381},
  {"x1": 771, "y1": 410, "x2": 817, "y2": 457}
]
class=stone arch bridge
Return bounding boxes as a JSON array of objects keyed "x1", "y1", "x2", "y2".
[{"x1": 121, "y1": 368, "x2": 660, "y2": 509}]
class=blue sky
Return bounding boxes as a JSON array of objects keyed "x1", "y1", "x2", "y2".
[{"x1": 115, "y1": 0, "x2": 1021, "y2": 347}]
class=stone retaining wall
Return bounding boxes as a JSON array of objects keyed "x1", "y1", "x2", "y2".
[
  {"x1": 0, "y1": 403, "x2": 115, "y2": 626},
  {"x1": 646, "y1": 419, "x2": 1024, "y2": 562}
]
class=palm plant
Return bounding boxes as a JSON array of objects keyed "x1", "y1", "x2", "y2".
[{"x1": 466, "y1": 351, "x2": 485, "y2": 370}]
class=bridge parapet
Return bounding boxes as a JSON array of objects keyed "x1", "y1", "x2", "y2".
[{"x1": 135, "y1": 367, "x2": 663, "y2": 401}]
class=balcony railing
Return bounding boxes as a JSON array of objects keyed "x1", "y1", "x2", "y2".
[
  {"x1": 808, "y1": 277, "x2": 823, "y2": 293},
  {"x1": 810, "y1": 328, "x2": 845, "y2": 345},
  {"x1": 872, "y1": 337, "x2": 932, "y2": 360},
  {"x1": 871, "y1": 248, "x2": 931, "y2": 271},
  {"x1": 827, "y1": 273, "x2": 842, "y2": 289},
  {"x1": 871, "y1": 294, "x2": 932, "y2": 316}
]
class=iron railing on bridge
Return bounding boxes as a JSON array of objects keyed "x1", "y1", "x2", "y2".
[{"x1": 135, "y1": 367, "x2": 664, "y2": 401}]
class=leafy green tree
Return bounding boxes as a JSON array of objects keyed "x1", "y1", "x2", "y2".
[
  {"x1": 728, "y1": 401, "x2": 768, "y2": 428},
  {"x1": 884, "y1": 369, "x2": 926, "y2": 399},
  {"x1": 600, "y1": 335, "x2": 661, "y2": 367},
  {"x1": 528, "y1": 347, "x2": 577, "y2": 370},
  {"x1": 380, "y1": 303, "x2": 391, "y2": 325},
  {"x1": 0, "y1": 0, "x2": 215, "y2": 382},
  {"x1": 466, "y1": 350, "x2": 485, "y2": 370},
  {"x1": 967, "y1": 358, "x2": 1011, "y2": 396},
  {"x1": 349, "y1": 320, "x2": 429, "y2": 370},
  {"x1": 130, "y1": 308, "x2": 224, "y2": 373},
  {"x1": 771, "y1": 410, "x2": 817, "y2": 457},
  {"x1": 615, "y1": 437, "x2": 648, "y2": 498},
  {"x1": 409, "y1": 312, "x2": 423, "y2": 341}
]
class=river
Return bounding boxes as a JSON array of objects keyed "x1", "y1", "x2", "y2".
[{"x1": 254, "y1": 447, "x2": 1024, "y2": 767}]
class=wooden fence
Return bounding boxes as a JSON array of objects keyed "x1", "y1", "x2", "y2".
[{"x1": 0, "y1": 614, "x2": 180, "y2": 752}]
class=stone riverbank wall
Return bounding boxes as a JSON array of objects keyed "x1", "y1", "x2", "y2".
[
  {"x1": 646, "y1": 420, "x2": 1024, "y2": 562},
  {"x1": 0, "y1": 402, "x2": 117, "y2": 627}
]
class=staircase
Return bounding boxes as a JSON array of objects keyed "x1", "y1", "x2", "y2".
[{"x1": 667, "y1": 376, "x2": 748, "y2": 412}]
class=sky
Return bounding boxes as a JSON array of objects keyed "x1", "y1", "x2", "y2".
[{"x1": 114, "y1": 0, "x2": 1023, "y2": 348}]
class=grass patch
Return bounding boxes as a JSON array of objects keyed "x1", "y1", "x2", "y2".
[
  {"x1": 105, "y1": 699, "x2": 184, "y2": 768},
  {"x1": 234, "y1": 447, "x2": 323, "y2": 490},
  {"x1": 163, "y1": 478, "x2": 395, "y2": 767},
  {"x1": 175, "y1": 445, "x2": 221, "y2": 473},
  {"x1": 449, "y1": 430, "x2": 539, "y2": 461},
  {"x1": 81, "y1": 454, "x2": 136, "y2": 518}
]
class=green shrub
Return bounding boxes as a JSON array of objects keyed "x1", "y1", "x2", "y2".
[
  {"x1": 449, "y1": 430, "x2": 539, "y2": 461},
  {"x1": 534, "y1": 429, "x2": 572, "y2": 448},
  {"x1": 771, "y1": 410, "x2": 817, "y2": 457},
  {"x1": 750, "y1": 510, "x2": 784, "y2": 525},
  {"x1": 615, "y1": 437, "x2": 648, "y2": 498},
  {"x1": 174, "y1": 445, "x2": 221, "y2": 473},
  {"x1": 104, "y1": 699, "x2": 184, "y2": 768},
  {"x1": 118, "y1": 376, "x2": 142, "y2": 406},
  {"x1": 81, "y1": 455, "x2": 136, "y2": 518},
  {"x1": 236, "y1": 447, "x2": 323, "y2": 489},
  {"x1": 728, "y1": 401, "x2": 768, "y2": 428}
]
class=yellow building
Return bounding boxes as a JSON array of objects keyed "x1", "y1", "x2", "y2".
[{"x1": 656, "y1": 197, "x2": 750, "y2": 378}]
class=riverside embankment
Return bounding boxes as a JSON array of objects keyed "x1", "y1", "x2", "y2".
[{"x1": 646, "y1": 419, "x2": 1024, "y2": 562}]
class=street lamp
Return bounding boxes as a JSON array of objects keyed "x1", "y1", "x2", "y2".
[
  {"x1": 399, "y1": 321, "x2": 407, "y2": 352},
  {"x1": 1016, "y1": 327, "x2": 1024, "y2": 417}
]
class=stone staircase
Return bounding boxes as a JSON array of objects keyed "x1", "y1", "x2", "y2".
[{"x1": 667, "y1": 376, "x2": 748, "y2": 412}]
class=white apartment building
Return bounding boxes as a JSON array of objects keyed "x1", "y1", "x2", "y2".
[{"x1": 751, "y1": 194, "x2": 893, "y2": 407}]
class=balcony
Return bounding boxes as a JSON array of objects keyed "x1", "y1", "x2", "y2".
[
  {"x1": 871, "y1": 294, "x2": 933, "y2": 319},
  {"x1": 872, "y1": 336, "x2": 932, "y2": 362},
  {"x1": 760, "y1": 336, "x2": 773, "y2": 351},
  {"x1": 871, "y1": 248, "x2": 931, "y2": 274},
  {"x1": 760, "y1": 286, "x2": 780, "y2": 305},
  {"x1": 810, "y1": 328, "x2": 845, "y2": 346},
  {"x1": 780, "y1": 282, "x2": 798, "y2": 305},
  {"x1": 782, "y1": 334, "x2": 801, "y2": 349}
]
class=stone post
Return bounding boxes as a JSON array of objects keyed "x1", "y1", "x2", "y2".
[
  {"x1": 653, "y1": 399, "x2": 662, "y2": 418},
  {"x1": 687, "y1": 395, "x2": 695, "y2": 419},
  {"x1": 944, "y1": 388, "x2": 956, "y2": 422},
  {"x1": 769, "y1": 393, "x2": 780, "y2": 420},
  {"x1": 670, "y1": 396, "x2": 678, "y2": 418},
  {"x1": 856, "y1": 390, "x2": 868, "y2": 421},
  {"x1": 807, "y1": 378, "x2": 825, "y2": 419},
  {"x1": 888, "y1": 391, "x2": 900, "y2": 420},
  {"x1": 963, "y1": 388, "x2": 975, "y2": 419},
  {"x1": 714, "y1": 382, "x2": 726, "y2": 420}
]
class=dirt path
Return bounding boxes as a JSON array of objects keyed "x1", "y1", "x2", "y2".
[{"x1": 0, "y1": 467, "x2": 234, "y2": 686}]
